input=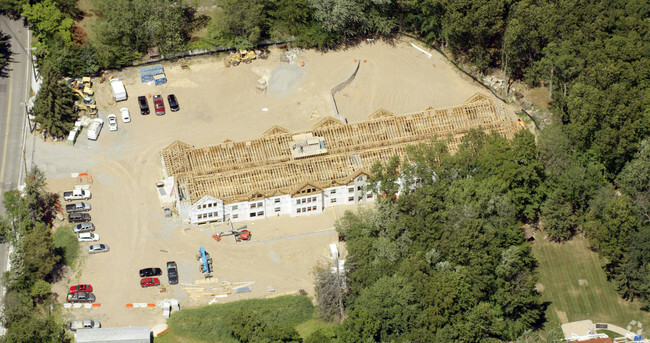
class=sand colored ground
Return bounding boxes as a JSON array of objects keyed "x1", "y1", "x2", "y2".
[{"x1": 31, "y1": 38, "x2": 517, "y2": 329}]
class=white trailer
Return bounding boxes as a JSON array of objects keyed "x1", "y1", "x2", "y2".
[
  {"x1": 110, "y1": 78, "x2": 128, "y2": 102},
  {"x1": 75, "y1": 326, "x2": 151, "y2": 343}
]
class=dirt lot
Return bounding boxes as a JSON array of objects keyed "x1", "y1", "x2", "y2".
[{"x1": 30, "y1": 38, "x2": 515, "y2": 329}]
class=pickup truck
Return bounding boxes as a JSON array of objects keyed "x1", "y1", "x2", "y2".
[
  {"x1": 68, "y1": 213, "x2": 91, "y2": 223},
  {"x1": 63, "y1": 189, "x2": 91, "y2": 201},
  {"x1": 66, "y1": 292, "x2": 95, "y2": 303},
  {"x1": 69, "y1": 319, "x2": 100, "y2": 331},
  {"x1": 66, "y1": 202, "x2": 91, "y2": 213}
]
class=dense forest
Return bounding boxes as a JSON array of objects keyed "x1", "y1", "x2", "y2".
[{"x1": 0, "y1": 0, "x2": 648, "y2": 341}]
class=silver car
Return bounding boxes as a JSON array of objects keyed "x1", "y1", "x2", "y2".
[
  {"x1": 70, "y1": 319, "x2": 100, "y2": 331},
  {"x1": 72, "y1": 222, "x2": 95, "y2": 233},
  {"x1": 88, "y1": 244, "x2": 109, "y2": 254}
]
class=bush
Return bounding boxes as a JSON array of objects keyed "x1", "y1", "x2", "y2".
[{"x1": 168, "y1": 295, "x2": 313, "y2": 342}]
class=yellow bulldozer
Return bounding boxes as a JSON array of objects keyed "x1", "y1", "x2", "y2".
[{"x1": 223, "y1": 50, "x2": 257, "y2": 67}]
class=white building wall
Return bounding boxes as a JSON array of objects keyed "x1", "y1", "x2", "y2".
[
  {"x1": 182, "y1": 178, "x2": 379, "y2": 225},
  {"x1": 291, "y1": 194, "x2": 323, "y2": 217},
  {"x1": 189, "y1": 196, "x2": 224, "y2": 225}
]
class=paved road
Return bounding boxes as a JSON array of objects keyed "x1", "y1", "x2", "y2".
[{"x1": 0, "y1": 15, "x2": 30, "y2": 320}]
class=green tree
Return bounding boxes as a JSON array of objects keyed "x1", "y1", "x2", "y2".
[
  {"x1": 30, "y1": 279, "x2": 52, "y2": 302},
  {"x1": 540, "y1": 189, "x2": 575, "y2": 242},
  {"x1": 351, "y1": 275, "x2": 418, "y2": 340},
  {"x1": 205, "y1": 0, "x2": 265, "y2": 49},
  {"x1": 336, "y1": 309, "x2": 381, "y2": 343},
  {"x1": 22, "y1": 0, "x2": 74, "y2": 53},
  {"x1": 30, "y1": 65, "x2": 76, "y2": 139}
]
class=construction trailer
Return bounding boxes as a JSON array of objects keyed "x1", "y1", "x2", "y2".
[
  {"x1": 75, "y1": 326, "x2": 151, "y2": 343},
  {"x1": 110, "y1": 78, "x2": 128, "y2": 102}
]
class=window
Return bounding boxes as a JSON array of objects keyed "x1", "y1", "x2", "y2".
[
  {"x1": 232, "y1": 214, "x2": 238, "y2": 219},
  {"x1": 214, "y1": 211, "x2": 219, "y2": 217},
  {"x1": 348, "y1": 197, "x2": 354, "y2": 202},
  {"x1": 197, "y1": 215, "x2": 201, "y2": 220},
  {"x1": 208, "y1": 203, "x2": 212, "y2": 208},
  {"x1": 307, "y1": 207, "x2": 311, "y2": 212},
  {"x1": 202, "y1": 204, "x2": 206, "y2": 209},
  {"x1": 307, "y1": 197, "x2": 312, "y2": 203},
  {"x1": 330, "y1": 189, "x2": 336, "y2": 194},
  {"x1": 250, "y1": 212, "x2": 256, "y2": 217},
  {"x1": 297, "y1": 208, "x2": 301, "y2": 213},
  {"x1": 257, "y1": 202, "x2": 263, "y2": 207},
  {"x1": 348, "y1": 187, "x2": 354, "y2": 193},
  {"x1": 232, "y1": 205, "x2": 238, "y2": 210},
  {"x1": 302, "y1": 198, "x2": 306, "y2": 204},
  {"x1": 274, "y1": 198, "x2": 281, "y2": 203},
  {"x1": 331, "y1": 198, "x2": 337, "y2": 203},
  {"x1": 367, "y1": 193, "x2": 372, "y2": 199},
  {"x1": 257, "y1": 211, "x2": 264, "y2": 216},
  {"x1": 275, "y1": 207, "x2": 281, "y2": 212},
  {"x1": 208, "y1": 213, "x2": 213, "y2": 218},
  {"x1": 251, "y1": 203, "x2": 256, "y2": 209},
  {"x1": 357, "y1": 186, "x2": 361, "y2": 191},
  {"x1": 296, "y1": 199, "x2": 300, "y2": 205},
  {"x1": 312, "y1": 197, "x2": 317, "y2": 202},
  {"x1": 312, "y1": 206, "x2": 317, "y2": 211}
]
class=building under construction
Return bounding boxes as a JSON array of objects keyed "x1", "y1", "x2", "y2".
[{"x1": 161, "y1": 93, "x2": 522, "y2": 225}]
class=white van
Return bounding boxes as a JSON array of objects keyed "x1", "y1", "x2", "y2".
[{"x1": 87, "y1": 118, "x2": 104, "y2": 140}]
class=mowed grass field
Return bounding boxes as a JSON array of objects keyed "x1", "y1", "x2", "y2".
[{"x1": 533, "y1": 235, "x2": 650, "y2": 329}]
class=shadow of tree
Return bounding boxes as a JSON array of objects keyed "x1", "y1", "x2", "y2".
[{"x1": 0, "y1": 31, "x2": 14, "y2": 78}]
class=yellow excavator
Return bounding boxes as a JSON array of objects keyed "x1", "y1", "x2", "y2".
[
  {"x1": 223, "y1": 50, "x2": 257, "y2": 67},
  {"x1": 73, "y1": 88, "x2": 98, "y2": 115}
]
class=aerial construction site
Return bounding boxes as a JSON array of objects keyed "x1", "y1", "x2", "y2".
[{"x1": 30, "y1": 39, "x2": 525, "y2": 329}]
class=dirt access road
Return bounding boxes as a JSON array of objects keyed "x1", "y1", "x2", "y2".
[{"x1": 29, "y1": 38, "x2": 514, "y2": 329}]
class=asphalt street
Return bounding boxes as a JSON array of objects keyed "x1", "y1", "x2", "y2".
[{"x1": 0, "y1": 15, "x2": 30, "y2": 319}]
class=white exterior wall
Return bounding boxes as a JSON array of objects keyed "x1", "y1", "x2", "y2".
[
  {"x1": 181, "y1": 177, "x2": 378, "y2": 225},
  {"x1": 189, "y1": 196, "x2": 224, "y2": 225},
  {"x1": 291, "y1": 193, "x2": 323, "y2": 217},
  {"x1": 265, "y1": 195, "x2": 292, "y2": 218}
]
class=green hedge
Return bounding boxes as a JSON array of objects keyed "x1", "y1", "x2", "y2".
[{"x1": 168, "y1": 295, "x2": 314, "y2": 342}]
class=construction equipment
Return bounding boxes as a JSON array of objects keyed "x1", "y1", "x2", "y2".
[
  {"x1": 73, "y1": 89, "x2": 98, "y2": 115},
  {"x1": 196, "y1": 246, "x2": 213, "y2": 277},
  {"x1": 82, "y1": 77, "x2": 93, "y2": 95},
  {"x1": 223, "y1": 50, "x2": 257, "y2": 67},
  {"x1": 212, "y1": 221, "x2": 251, "y2": 243}
]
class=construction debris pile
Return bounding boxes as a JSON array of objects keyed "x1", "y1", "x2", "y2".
[{"x1": 181, "y1": 278, "x2": 256, "y2": 303}]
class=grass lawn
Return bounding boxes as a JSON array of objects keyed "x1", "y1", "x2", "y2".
[
  {"x1": 163, "y1": 295, "x2": 314, "y2": 342},
  {"x1": 533, "y1": 235, "x2": 650, "y2": 329}
]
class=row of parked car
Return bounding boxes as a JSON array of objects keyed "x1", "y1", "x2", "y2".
[
  {"x1": 138, "y1": 94, "x2": 179, "y2": 115},
  {"x1": 139, "y1": 262, "x2": 179, "y2": 288},
  {"x1": 66, "y1": 200, "x2": 110, "y2": 254}
]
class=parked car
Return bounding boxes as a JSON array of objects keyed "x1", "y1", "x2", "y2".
[
  {"x1": 68, "y1": 213, "x2": 91, "y2": 223},
  {"x1": 63, "y1": 189, "x2": 91, "y2": 201},
  {"x1": 66, "y1": 202, "x2": 91, "y2": 213},
  {"x1": 69, "y1": 284, "x2": 93, "y2": 293},
  {"x1": 153, "y1": 94, "x2": 165, "y2": 115},
  {"x1": 167, "y1": 94, "x2": 179, "y2": 112},
  {"x1": 70, "y1": 319, "x2": 100, "y2": 331},
  {"x1": 87, "y1": 118, "x2": 103, "y2": 141},
  {"x1": 119, "y1": 107, "x2": 131, "y2": 123},
  {"x1": 140, "y1": 278, "x2": 160, "y2": 288},
  {"x1": 167, "y1": 261, "x2": 178, "y2": 285},
  {"x1": 139, "y1": 267, "x2": 162, "y2": 277},
  {"x1": 88, "y1": 244, "x2": 109, "y2": 254},
  {"x1": 138, "y1": 96, "x2": 150, "y2": 115},
  {"x1": 78, "y1": 232, "x2": 100, "y2": 242},
  {"x1": 72, "y1": 222, "x2": 95, "y2": 233},
  {"x1": 66, "y1": 292, "x2": 95, "y2": 303},
  {"x1": 107, "y1": 114, "x2": 118, "y2": 131}
]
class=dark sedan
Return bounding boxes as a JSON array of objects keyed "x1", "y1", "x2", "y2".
[{"x1": 139, "y1": 267, "x2": 162, "y2": 277}]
